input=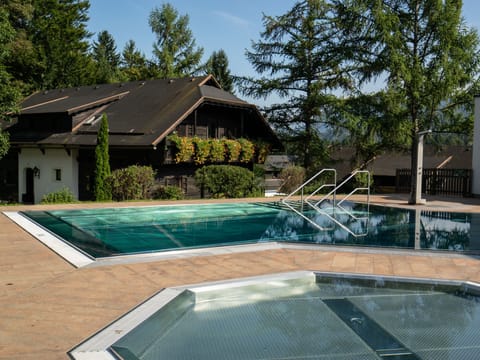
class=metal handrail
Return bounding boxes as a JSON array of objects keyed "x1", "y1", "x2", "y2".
[
  {"x1": 282, "y1": 168, "x2": 336, "y2": 208},
  {"x1": 281, "y1": 168, "x2": 370, "y2": 237},
  {"x1": 334, "y1": 170, "x2": 370, "y2": 222},
  {"x1": 313, "y1": 207, "x2": 369, "y2": 237}
]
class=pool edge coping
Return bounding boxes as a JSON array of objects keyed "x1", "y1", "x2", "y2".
[
  {"x1": 3, "y1": 211, "x2": 94, "y2": 268},
  {"x1": 68, "y1": 271, "x2": 316, "y2": 359}
]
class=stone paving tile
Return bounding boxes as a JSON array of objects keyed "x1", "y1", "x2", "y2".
[
  {"x1": 305, "y1": 251, "x2": 337, "y2": 269},
  {"x1": 372, "y1": 255, "x2": 394, "y2": 275},
  {"x1": 331, "y1": 253, "x2": 357, "y2": 272},
  {"x1": 354, "y1": 254, "x2": 375, "y2": 274}
]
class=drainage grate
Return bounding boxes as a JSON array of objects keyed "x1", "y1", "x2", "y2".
[{"x1": 323, "y1": 298, "x2": 420, "y2": 359}]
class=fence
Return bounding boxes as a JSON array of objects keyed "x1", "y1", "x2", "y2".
[{"x1": 395, "y1": 168, "x2": 472, "y2": 197}]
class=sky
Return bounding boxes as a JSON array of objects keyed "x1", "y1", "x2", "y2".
[
  {"x1": 87, "y1": 0, "x2": 480, "y2": 104},
  {"x1": 87, "y1": 0, "x2": 294, "y2": 79}
]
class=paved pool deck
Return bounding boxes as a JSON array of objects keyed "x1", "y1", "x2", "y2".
[{"x1": 2, "y1": 194, "x2": 480, "y2": 359}]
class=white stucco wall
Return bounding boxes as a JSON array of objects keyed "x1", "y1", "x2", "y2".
[
  {"x1": 473, "y1": 96, "x2": 480, "y2": 196},
  {"x1": 18, "y1": 148, "x2": 79, "y2": 203}
]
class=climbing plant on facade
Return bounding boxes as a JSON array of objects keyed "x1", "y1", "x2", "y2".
[{"x1": 168, "y1": 135, "x2": 258, "y2": 164}]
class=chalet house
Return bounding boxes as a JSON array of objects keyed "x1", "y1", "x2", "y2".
[{"x1": 0, "y1": 75, "x2": 282, "y2": 203}]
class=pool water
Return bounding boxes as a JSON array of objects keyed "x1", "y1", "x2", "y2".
[
  {"x1": 109, "y1": 273, "x2": 480, "y2": 359},
  {"x1": 21, "y1": 202, "x2": 480, "y2": 258}
]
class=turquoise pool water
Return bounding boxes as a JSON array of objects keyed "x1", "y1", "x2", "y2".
[
  {"x1": 108, "y1": 273, "x2": 480, "y2": 359},
  {"x1": 21, "y1": 202, "x2": 479, "y2": 258}
]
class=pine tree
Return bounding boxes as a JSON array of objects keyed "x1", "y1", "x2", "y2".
[
  {"x1": 338, "y1": 0, "x2": 480, "y2": 203},
  {"x1": 0, "y1": 6, "x2": 21, "y2": 158},
  {"x1": 148, "y1": 3, "x2": 203, "y2": 78},
  {"x1": 241, "y1": 0, "x2": 351, "y2": 169},
  {"x1": 204, "y1": 50, "x2": 234, "y2": 93},
  {"x1": 30, "y1": 0, "x2": 91, "y2": 89},
  {"x1": 3, "y1": 0, "x2": 37, "y2": 95},
  {"x1": 92, "y1": 30, "x2": 121, "y2": 84},
  {"x1": 94, "y1": 114, "x2": 111, "y2": 201},
  {"x1": 120, "y1": 40, "x2": 150, "y2": 81}
]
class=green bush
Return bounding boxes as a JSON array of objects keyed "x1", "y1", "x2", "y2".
[
  {"x1": 109, "y1": 165, "x2": 155, "y2": 201},
  {"x1": 195, "y1": 165, "x2": 261, "y2": 198},
  {"x1": 278, "y1": 165, "x2": 306, "y2": 194},
  {"x1": 151, "y1": 185, "x2": 184, "y2": 200},
  {"x1": 253, "y1": 163, "x2": 265, "y2": 179},
  {"x1": 41, "y1": 187, "x2": 75, "y2": 204}
]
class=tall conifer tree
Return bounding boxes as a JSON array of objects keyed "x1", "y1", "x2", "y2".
[
  {"x1": 92, "y1": 30, "x2": 120, "y2": 84},
  {"x1": 205, "y1": 50, "x2": 234, "y2": 93},
  {"x1": 241, "y1": 0, "x2": 351, "y2": 168},
  {"x1": 94, "y1": 114, "x2": 111, "y2": 201},
  {"x1": 336, "y1": 0, "x2": 479, "y2": 203},
  {"x1": 0, "y1": 7, "x2": 21, "y2": 158},
  {"x1": 148, "y1": 3, "x2": 203, "y2": 78},
  {"x1": 30, "y1": 0, "x2": 91, "y2": 89},
  {"x1": 120, "y1": 40, "x2": 150, "y2": 81}
]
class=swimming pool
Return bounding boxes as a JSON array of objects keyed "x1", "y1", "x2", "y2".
[
  {"x1": 17, "y1": 201, "x2": 480, "y2": 261},
  {"x1": 69, "y1": 271, "x2": 480, "y2": 359}
]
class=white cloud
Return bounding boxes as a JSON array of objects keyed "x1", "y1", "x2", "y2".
[{"x1": 212, "y1": 10, "x2": 250, "y2": 28}]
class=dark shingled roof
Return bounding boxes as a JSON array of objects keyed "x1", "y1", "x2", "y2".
[
  {"x1": 4, "y1": 75, "x2": 281, "y2": 148},
  {"x1": 20, "y1": 82, "x2": 138, "y2": 115}
]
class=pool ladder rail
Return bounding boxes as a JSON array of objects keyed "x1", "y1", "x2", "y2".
[{"x1": 281, "y1": 169, "x2": 370, "y2": 237}]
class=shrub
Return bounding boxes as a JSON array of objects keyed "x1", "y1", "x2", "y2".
[
  {"x1": 278, "y1": 165, "x2": 306, "y2": 194},
  {"x1": 109, "y1": 165, "x2": 155, "y2": 201},
  {"x1": 151, "y1": 185, "x2": 184, "y2": 200},
  {"x1": 194, "y1": 165, "x2": 261, "y2": 198},
  {"x1": 355, "y1": 171, "x2": 371, "y2": 189},
  {"x1": 340, "y1": 171, "x2": 373, "y2": 194},
  {"x1": 41, "y1": 187, "x2": 75, "y2": 204},
  {"x1": 253, "y1": 163, "x2": 265, "y2": 179}
]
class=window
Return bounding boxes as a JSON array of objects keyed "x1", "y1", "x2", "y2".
[{"x1": 55, "y1": 169, "x2": 62, "y2": 181}]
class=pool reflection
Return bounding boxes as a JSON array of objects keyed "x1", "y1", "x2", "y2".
[{"x1": 263, "y1": 203, "x2": 479, "y2": 252}]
